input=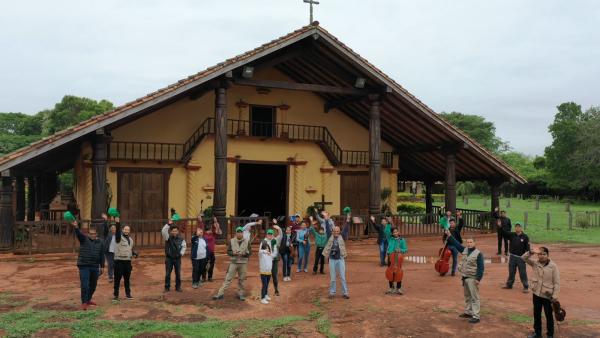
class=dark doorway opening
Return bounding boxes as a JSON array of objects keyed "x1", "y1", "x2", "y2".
[
  {"x1": 237, "y1": 163, "x2": 287, "y2": 218},
  {"x1": 250, "y1": 105, "x2": 275, "y2": 137}
]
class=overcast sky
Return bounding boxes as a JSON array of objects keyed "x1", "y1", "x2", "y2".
[{"x1": 1, "y1": 0, "x2": 598, "y2": 155}]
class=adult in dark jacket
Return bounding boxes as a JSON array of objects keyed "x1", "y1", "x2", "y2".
[
  {"x1": 498, "y1": 211, "x2": 512, "y2": 255},
  {"x1": 502, "y1": 222, "x2": 530, "y2": 292},
  {"x1": 103, "y1": 220, "x2": 116, "y2": 282},
  {"x1": 72, "y1": 221, "x2": 105, "y2": 310},
  {"x1": 371, "y1": 215, "x2": 390, "y2": 266},
  {"x1": 161, "y1": 217, "x2": 187, "y2": 292},
  {"x1": 442, "y1": 218, "x2": 463, "y2": 276}
]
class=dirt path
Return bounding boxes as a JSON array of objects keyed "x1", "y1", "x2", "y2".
[{"x1": 1, "y1": 235, "x2": 599, "y2": 337}]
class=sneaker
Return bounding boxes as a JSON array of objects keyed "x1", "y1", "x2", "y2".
[
  {"x1": 81, "y1": 303, "x2": 89, "y2": 311},
  {"x1": 125, "y1": 295, "x2": 133, "y2": 300},
  {"x1": 113, "y1": 296, "x2": 119, "y2": 301},
  {"x1": 385, "y1": 288, "x2": 395, "y2": 295},
  {"x1": 304, "y1": 269, "x2": 308, "y2": 273},
  {"x1": 275, "y1": 290, "x2": 280, "y2": 296},
  {"x1": 212, "y1": 294, "x2": 224, "y2": 300},
  {"x1": 396, "y1": 288, "x2": 404, "y2": 295},
  {"x1": 297, "y1": 269, "x2": 301, "y2": 273},
  {"x1": 502, "y1": 285, "x2": 512, "y2": 289},
  {"x1": 260, "y1": 298, "x2": 269, "y2": 304},
  {"x1": 192, "y1": 283, "x2": 198, "y2": 289},
  {"x1": 522, "y1": 288, "x2": 529, "y2": 293},
  {"x1": 265, "y1": 295, "x2": 271, "y2": 301},
  {"x1": 459, "y1": 313, "x2": 472, "y2": 318},
  {"x1": 87, "y1": 300, "x2": 97, "y2": 306},
  {"x1": 469, "y1": 318, "x2": 480, "y2": 324},
  {"x1": 176, "y1": 288, "x2": 183, "y2": 292},
  {"x1": 343, "y1": 295, "x2": 350, "y2": 299},
  {"x1": 238, "y1": 295, "x2": 246, "y2": 301}
]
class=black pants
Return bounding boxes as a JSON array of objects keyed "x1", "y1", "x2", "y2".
[
  {"x1": 114, "y1": 260, "x2": 132, "y2": 297},
  {"x1": 313, "y1": 247, "x2": 325, "y2": 273},
  {"x1": 204, "y1": 251, "x2": 216, "y2": 281},
  {"x1": 533, "y1": 294, "x2": 554, "y2": 336},
  {"x1": 260, "y1": 274, "x2": 271, "y2": 299},
  {"x1": 506, "y1": 255, "x2": 528, "y2": 288},
  {"x1": 388, "y1": 281, "x2": 402, "y2": 289},
  {"x1": 192, "y1": 258, "x2": 207, "y2": 284},
  {"x1": 165, "y1": 257, "x2": 182, "y2": 290},
  {"x1": 497, "y1": 231, "x2": 508, "y2": 254},
  {"x1": 271, "y1": 259, "x2": 279, "y2": 292}
]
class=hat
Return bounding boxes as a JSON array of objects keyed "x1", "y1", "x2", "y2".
[
  {"x1": 343, "y1": 206, "x2": 351, "y2": 214},
  {"x1": 171, "y1": 213, "x2": 181, "y2": 221},
  {"x1": 515, "y1": 221, "x2": 522, "y2": 226},
  {"x1": 249, "y1": 213, "x2": 259, "y2": 218},
  {"x1": 266, "y1": 229, "x2": 274, "y2": 235},
  {"x1": 108, "y1": 207, "x2": 120, "y2": 218},
  {"x1": 63, "y1": 211, "x2": 76, "y2": 222},
  {"x1": 236, "y1": 227, "x2": 244, "y2": 232}
]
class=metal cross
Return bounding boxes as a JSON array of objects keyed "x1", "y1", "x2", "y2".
[
  {"x1": 303, "y1": 0, "x2": 320, "y2": 24},
  {"x1": 313, "y1": 194, "x2": 332, "y2": 211}
]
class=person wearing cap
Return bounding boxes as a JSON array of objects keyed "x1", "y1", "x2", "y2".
[
  {"x1": 258, "y1": 227, "x2": 279, "y2": 303},
  {"x1": 263, "y1": 220, "x2": 282, "y2": 296},
  {"x1": 161, "y1": 213, "x2": 187, "y2": 292},
  {"x1": 309, "y1": 217, "x2": 327, "y2": 274},
  {"x1": 442, "y1": 218, "x2": 463, "y2": 276},
  {"x1": 69, "y1": 218, "x2": 105, "y2": 310},
  {"x1": 213, "y1": 226, "x2": 251, "y2": 301},
  {"x1": 502, "y1": 222, "x2": 530, "y2": 293}
]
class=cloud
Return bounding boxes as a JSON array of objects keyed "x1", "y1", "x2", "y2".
[{"x1": 0, "y1": 0, "x2": 598, "y2": 155}]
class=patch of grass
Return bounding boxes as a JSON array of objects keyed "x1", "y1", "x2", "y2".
[
  {"x1": 0, "y1": 293, "x2": 26, "y2": 307},
  {"x1": 0, "y1": 309, "x2": 305, "y2": 338},
  {"x1": 308, "y1": 310, "x2": 322, "y2": 320},
  {"x1": 506, "y1": 312, "x2": 532, "y2": 324},
  {"x1": 311, "y1": 295, "x2": 323, "y2": 308},
  {"x1": 569, "y1": 319, "x2": 599, "y2": 326},
  {"x1": 432, "y1": 306, "x2": 454, "y2": 313},
  {"x1": 316, "y1": 317, "x2": 336, "y2": 338}
]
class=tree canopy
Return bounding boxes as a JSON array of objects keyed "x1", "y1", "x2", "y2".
[{"x1": 440, "y1": 111, "x2": 509, "y2": 154}]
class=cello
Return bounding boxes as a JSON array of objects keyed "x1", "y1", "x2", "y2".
[
  {"x1": 386, "y1": 251, "x2": 404, "y2": 284},
  {"x1": 435, "y1": 240, "x2": 452, "y2": 276}
]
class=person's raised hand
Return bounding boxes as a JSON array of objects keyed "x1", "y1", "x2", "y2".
[
  {"x1": 370, "y1": 215, "x2": 375, "y2": 222},
  {"x1": 101, "y1": 213, "x2": 108, "y2": 221},
  {"x1": 272, "y1": 218, "x2": 278, "y2": 224},
  {"x1": 115, "y1": 217, "x2": 120, "y2": 223},
  {"x1": 71, "y1": 221, "x2": 79, "y2": 229},
  {"x1": 309, "y1": 216, "x2": 314, "y2": 221}
]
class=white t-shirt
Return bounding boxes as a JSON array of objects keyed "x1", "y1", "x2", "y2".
[
  {"x1": 109, "y1": 235, "x2": 116, "y2": 253},
  {"x1": 195, "y1": 237, "x2": 207, "y2": 260}
]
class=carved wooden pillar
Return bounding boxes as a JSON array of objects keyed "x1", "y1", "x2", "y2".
[
  {"x1": 27, "y1": 177, "x2": 35, "y2": 221},
  {"x1": 213, "y1": 82, "x2": 229, "y2": 235},
  {"x1": 15, "y1": 176, "x2": 25, "y2": 221},
  {"x1": 444, "y1": 150, "x2": 457, "y2": 213},
  {"x1": 0, "y1": 174, "x2": 14, "y2": 248},
  {"x1": 92, "y1": 133, "x2": 110, "y2": 232},
  {"x1": 368, "y1": 94, "x2": 382, "y2": 216}
]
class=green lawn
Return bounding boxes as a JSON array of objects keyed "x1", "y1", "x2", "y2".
[
  {"x1": 434, "y1": 195, "x2": 600, "y2": 244},
  {"x1": 0, "y1": 308, "x2": 305, "y2": 338}
]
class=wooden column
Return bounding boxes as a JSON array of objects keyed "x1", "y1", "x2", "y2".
[
  {"x1": 368, "y1": 94, "x2": 381, "y2": 216},
  {"x1": 489, "y1": 180, "x2": 501, "y2": 214},
  {"x1": 27, "y1": 177, "x2": 35, "y2": 221},
  {"x1": 425, "y1": 180, "x2": 433, "y2": 214},
  {"x1": 444, "y1": 150, "x2": 457, "y2": 212},
  {"x1": 92, "y1": 133, "x2": 110, "y2": 230},
  {"x1": 213, "y1": 82, "x2": 229, "y2": 236},
  {"x1": 15, "y1": 176, "x2": 25, "y2": 221},
  {"x1": 0, "y1": 174, "x2": 14, "y2": 248}
]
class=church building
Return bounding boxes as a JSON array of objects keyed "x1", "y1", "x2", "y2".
[{"x1": 0, "y1": 22, "x2": 525, "y2": 246}]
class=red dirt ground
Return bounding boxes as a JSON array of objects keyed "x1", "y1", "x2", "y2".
[{"x1": 1, "y1": 234, "x2": 599, "y2": 337}]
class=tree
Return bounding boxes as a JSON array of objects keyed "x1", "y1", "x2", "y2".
[
  {"x1": 544, "y1": 102, "x2": 583, "y2": 190},
  {"x1": 571, "y1": 106, "x2": 600, "y2": 197},
  {"x1": 0, "y1": 112, "x2": 42, "y2": 135},
  {"x1": 0, "y1": 134, "x2": 42, "y2": 156},
  {"x1": 41, "y1": 96, "x2": 114, "y2": 135},
  {"x1": 440, "y1": 112, "x2": 509, "y2": 154}
]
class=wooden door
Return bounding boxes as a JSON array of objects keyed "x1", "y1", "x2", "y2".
[
  {"x1": 340, "y1": 172, "x2": 369, "y2": 215},
  {"x1": 117, "y1": 169, "x2": 170, "y2": 220}
]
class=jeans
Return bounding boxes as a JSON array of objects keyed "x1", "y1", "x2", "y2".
[
  {"x1": 329, "y1": 258, "x2": 348, "y2": 296},
  {"x1": 105, "y1": 252, "x2": 115, "y2": 280},
  {"x1": 533, "y1": 294, "x2": 554, "y2": 336},
  {"x1": 204, "y1": 251, "x2": 216, "y2": 280},
  {"x1": 114, "y1": 260, "x2": 132, "y2": 297},
  {"x1": 378, "y1": 240, "x2": 388, "y2": 266},
  {"x1": 78, "y1": 266, "x2": 99, "y2": 304},
  {"x1": 297, "y1": 242, "x2": 310, "y2": 271},
  {"x1": 260, "y1": 274, "x2": 271, "y2": 299},
  {"x1": 313, "y1": 247, "x2": 325, "y2": 273},
  {"x1": 281, "y1": 252, "x2": 292, "y2": 277},
  {"x1": 497, "y1": 231, "x2": 508, "y2": 254},
  {"x1": 165, "y1": 257, "x2": 182, "y2": 290},
  {"x1": 448, "y1": 245, "x2": 459, "y2": 274},
  {"x1": 506, "y1": 255, "x2": 528, "y2": 288},
  {"x1": 192, "y1": 258, "x2": 207, "y2": 284}
]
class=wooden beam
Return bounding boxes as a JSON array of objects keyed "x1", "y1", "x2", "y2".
[
  {"x1": 213, "y1": 83, "x2": 228, "y2": 238},
  {"x1": 396, "y1": 142, "x2": 462, "y2": 154},
  {"x1": 0, "y1": 176, "x2": 13, "y2": 247},
  {"x1": 368, "y1": 94, "x2": 381, "y2": 216},
  {"x1": 324, "y1": 95, "x2": 368, "y2": 113},
  {"x1": 233, "y1": 78, "x2": 367, "y2": 96}
]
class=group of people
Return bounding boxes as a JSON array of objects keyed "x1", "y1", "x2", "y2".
[
  {"x1": 72, "y1": 207, "x2": 561, "y2": 337},
  {"x1": 440, "y1": 209, "x2": 561, "y2": 338}
]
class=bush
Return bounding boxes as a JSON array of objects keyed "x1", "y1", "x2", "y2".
[{"x1": 397, "y1": 202, "x2": 426, "y2": 214}]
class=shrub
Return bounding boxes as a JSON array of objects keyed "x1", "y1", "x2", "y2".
[{"x1": 397, "y1": 202, "x2": 426, "y2": 214}]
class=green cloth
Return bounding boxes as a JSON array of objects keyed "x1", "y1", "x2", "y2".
[
  {"x1": 266, "y1": 229, "x2": 274, "y2": 235},
  {"x1": 310, "y1": 226, "x2": 328, "y2": 248},
  {"x1": 440, "y1": 216, "x2": 450, "y2": 230},
  {"x1": 342, "y1": 206, "x2": 351, "y2": 214},
  {"x1": 171, "y1": 213, "x2": 181, "y2": 221},
  {"x1": 387, "y1": 236, "x2": 408, "y2": 254},
  {"x1": 108, "y1": 207, "x2": 120, "y2": 217},
  {"x1": 235, "y1": 226, "x2": 244, "y2": 232},
  {"x1": 383, "y1": 223, "x2": 392, "y2": 239},
  {"x1": 63, "y1": 211, "x2": 76, "y2": 222}
]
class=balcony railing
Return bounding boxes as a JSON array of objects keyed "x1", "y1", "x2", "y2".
[{"x1": 112, "y1": 118, "x2": 393, "y2": 167}]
